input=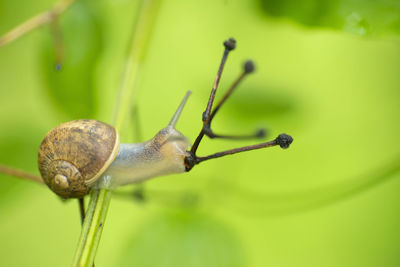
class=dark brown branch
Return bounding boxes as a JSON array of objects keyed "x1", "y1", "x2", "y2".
[
  {"x1": 202, "y1": 38, "x2": 236, "y2": 123},
  {"x1": 209, "y1": 60, "x2": 254, "y2": 122},
  {"x1": 190, "y1": 38, "x2": 236, "y2": 155},
  {"x1": 196, "y1": 134, "x2": 293, "y2": 164},
  {"x1": 185, "y1": 134, "x2": 293, "y2": 171},
  {"x1": 185, "y1": 39, "x2": 293, "y2": 173},
  {"x1": 203, "y1": 127, "x2": 266, "y2": 140}
]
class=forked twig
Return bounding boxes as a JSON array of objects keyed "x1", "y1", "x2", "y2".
[
  {"x1": 184, "y1": 38, "x2": 293, "y2": 171},
  {"x1": 0, "y1": 0, "x2": 75, "y2": 46}
]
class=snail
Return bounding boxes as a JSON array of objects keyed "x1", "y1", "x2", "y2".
[
  {"x1": 37, "y1": 38, "x2": 293, "y2": 199},
  {"x1": 38, "y1": 93, "x2": 191, "y2": 198}
]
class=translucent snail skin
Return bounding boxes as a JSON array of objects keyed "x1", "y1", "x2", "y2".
[
  {"x1": 37, "y1": 38, "x2": 293, "y2": 199},
  {"x1": 98, "y1": 92, "x2": 192, "y2": 190}
]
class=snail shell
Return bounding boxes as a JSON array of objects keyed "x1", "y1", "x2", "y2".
[{"x1": 38, "y1": 120, "x2": 120, "y2": 198}]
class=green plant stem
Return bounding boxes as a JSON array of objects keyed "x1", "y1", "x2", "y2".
[
  {"x1": 72, "y1": 189, "x2": 111, "y2": 266},
  {"x1": 112, "y1": 0, "x2": 163, "y2": 130},
  {"x1": 72, "y1": 0, "x2": 162, "y2": 266}
]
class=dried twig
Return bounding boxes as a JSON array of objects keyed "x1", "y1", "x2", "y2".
[{"x1": 0, "y1": 0, "x2": 75, "y2": 46}]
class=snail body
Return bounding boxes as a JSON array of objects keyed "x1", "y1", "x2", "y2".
[
  {"x1": 38, "y1": 92, "x2": 191, "y2": 198},
  {"x1": 99, "y1": 126, "x2": 189, "y2": 189}
]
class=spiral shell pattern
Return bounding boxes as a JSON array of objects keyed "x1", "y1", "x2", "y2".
[{"x1": 38, "y1": 120, "x2": 120, "y2": 198}]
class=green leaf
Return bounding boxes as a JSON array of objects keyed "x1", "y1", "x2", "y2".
[
  {"x1": 259, "y1": 0, "x2": 400, "y2": 37},
  {"x1": 119, "y1": 211, "x2": 245, "y2": 267},
  {"x1": 40, "y1": 1, "x2": 103, "y2": 118}
]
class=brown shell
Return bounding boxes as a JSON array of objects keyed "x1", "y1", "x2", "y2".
[{"x1": 38, "y1": 120, "x2": 120, "y2": 198}]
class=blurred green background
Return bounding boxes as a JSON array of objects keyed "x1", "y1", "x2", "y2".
[{"x1": 1, "y1": 0, "x2": 400, "y2": 266}]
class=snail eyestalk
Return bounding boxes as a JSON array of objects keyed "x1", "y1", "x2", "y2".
[
  {"x1": 185, "y1": 40, "x2": 293, "y2": 172},
  {"x1": 168, "y1": 91, "x2": 192, "y2": 128}
]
